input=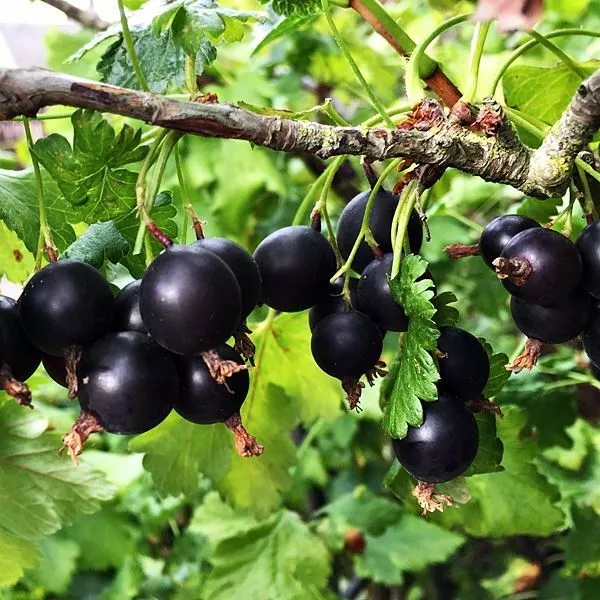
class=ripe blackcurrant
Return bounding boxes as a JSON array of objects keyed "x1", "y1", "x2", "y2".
[
  {"x1": 0, "y1": 295, "x2": 41, "y2": 381},
  {"x1": 511, "y1": 292, "x2": 589, "y2": 344},
  {"x1": 479, "y1": 214, "x2": 539, "y2": 268},
  {"x1": 115, "y1": 280, "x2": 147, "y2": 335},
  {"x1": 437, "y1": 326, "x2": 490, "y2": 401},
  {"x1": 356, "y1": 254, "x2": 413, "y2": 332},
  {"x1": 392, "y1": 394, "x2": 479, "y2": 483},
  {"x1": 495, "y1": 228, "x2": 582, "y2": 306},
  {"x1": 253, "y1": 226, "x2": 336, "y2": 312},
  {"x1": 309, "y1": 277, "x2": 358, "y2": 332},
  {"x1": 336, "y1": 189, "x2": 423, "y2": 273},
  {"x1": 78, "y1": 331, "x2": 178, "y2": 434},
  {"x1": 18, "y1": 260, "x2": 115, "y2": 356},
  {"x1": 311, "y1": 311, "x2": 383, "y2": 379},
  {"x1": 577, "y1": 221, "x2": 600, "y2": 299},
  {"x1": 42, "y1": 354, "x2": 67, "y2": 388},
  {"x1": 583, "y1": 299, "x2": 600, "y2": 368},
  {"x1": 194, "y1": 237, "x2": 262, "y2": 321},
  {"x1": 139, "y1": 245, "x2": 242, "y2": 355},
  {"x1": 175, "y1": 344, "x2": 249, "y2": 424}
]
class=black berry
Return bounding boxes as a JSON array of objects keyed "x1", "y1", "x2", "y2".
[
  {"x1": 479, "y1": 214, "x2": 539, "y2": 268},
  {"x1": 18, "y1": 260, "x2": 115, "y2": 356},
  {"x1": 140, "y1": 245, "x2": 241, "y2": 355},
  {"x1": 115, "y1": 280, "x2": 147, "y2": 335},
  {"x1": 175, "y1": 345, "x2": 249, "y2": 424},
  {"x1": 577, "y1": 221, "x2": 600, "y2": 299},
  {"x1": 253, "y1": 226, "x2": 336, "y2": 312},
  {"x1": 309, "y1": 277, "x2": 358, "y2": 332},
  {"x1": 511, "y1": 291, "x2": 590, "y2": 344},
  {"x1": 195, "y1": 237, "x2": 262, "y2": 321},
  {"x1": 311, "y1": 311, "x2": 383, "y2": 379},
  {"x1": 583, "y1": 299, "x2": 600, "y2": 368},
  {"x1": 437, "y1": 326, "x2": 490, "y2": 401},
  {"x1": 336, "y1": 189, "x2": 423, "y2": 273},
  {"x1": 392, "y1": 394, "x2": 479, "y2": 483},
  {"x1": 78, "y1": 331, "x2": 178, "y2": 434}
]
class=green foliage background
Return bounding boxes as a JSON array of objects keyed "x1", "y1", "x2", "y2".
[{"x1": 1, "y1": 0, "x2": 600, "y2": 597}]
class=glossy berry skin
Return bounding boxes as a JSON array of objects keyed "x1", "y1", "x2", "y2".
[
  {"x1": 356, "y1": 254, "x2": 410, "y2": 332},
  {"x1": 115, "y1": 280, "x2": 147, "y2": 335},
  {"x1": 194, "y1": 237, "x2": 262, "y2": 321},
  {"x1": 140, "y1": 245, "x2": 241, "y2": 355},
  {"x1": 253, "y1": 226, "x2": 336, "y2": 312},
  {"x1": 583, "y1": 299, "x2": 600, "y2": 368},
  {"x1": 0, "y1": 296, "x2": 41, "y2": 381},
  {"x1": 499, "y1": 228, "x2": 582, "y2": 306},
  {"x1": 336, "y1": 190, "x2": 423, "y2": 273},
  {"x1": 309, "y1": 278, "x2": 358, "y2": 332},
  {"x1": 577, "y1": 221, "x2": 600, "y2": 299},
  {"x1": 78, "y1": 332, "x2": 177, "y2": 434},
  {"x1": 392, "y1": 394, "x2": 479, "y2": 484},
  {"x1": 311, "y1": 312, "x2": 383, "y2": 379},
  {"x1": 42, "y1": 354, "x2": 67, "y2": 388},
  {"x1": 437, "y1": 326, "x2": 490, "y2": 401},
  {"x1": 511, "y1": 292, "x2": 589, "y2": 344},
  {"x1": 18, "y1": 260, "x2": 115, "y2": 356},
  {"x1": 175, "y1": 345, "x2": 248, "y2": 424},
  {"x1": 479, "y1": 214, "x2": 539, "y2": 268}
]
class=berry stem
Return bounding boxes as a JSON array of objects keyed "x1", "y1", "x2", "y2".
[
  {"x1": 391, "y1": 180, "x2": 419, "y2": 280},
  {"x1": 23, "y1": 118, "x2": 57, "y2": 267},
  {"x1": 330, "y1": 158, "x2": 403, "y2": 283},
  {"x1": 461, "y1": 20, "x2": 491, "y2": 105},
  {"x1": 576, "y1": 164, "x2": 599, "y2": 222},
  {"x1": 60, "y1": 411, "x2": 104, "y2": 464},
  {"x1": 525, "y1": 30, "x2": 588, "y2": 80},
  {"x1": 405, "y1": 13, "x2": 471, "y2": 105},
  {"x1": 225, "y1": 413, "x2": 264, "y2": 457},
  {"x1": 321, "y1": 0, "x2": 394, "y2": 127},
  {"x1": 117, "y1": 0, "x2": 149, "y2": 92},
  {"x1": 444, "y1": 243, "x2": 481, "y2": 259},
  {"x1": 315, "y1": 161, "x2": 344, "y2": 266},
  {"x1": 0, "y1": 363, "x2": 32, "y2": 407}
]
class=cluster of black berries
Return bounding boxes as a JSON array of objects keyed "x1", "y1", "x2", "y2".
[
  {"x1": 258, "y1": 187, "x2": 489, "y2": 486},
  {"x1": 0, "y1": 236, "x2": 265, "y2": 459},
  {"x1": 452, "y1": 215, "x2": 598, "y2": 372}
]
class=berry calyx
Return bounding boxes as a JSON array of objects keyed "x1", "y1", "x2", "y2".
[
  {"x1": 140, "y1": 245, "x2": 242, "y2": 355},
  {"x1": 392, "y1": 393, "x2": 479, "y2": 484},
  {"x1": 436, "y1": 326, "x2": 490, "y2": 401},
  {"x1": 506, "y1": 338, "x2": 545, "y2": 373},
  {"x1": 18, "y1": 260, "x2": 115, "y2": 356},
  {"x1": 253, "y1": 226, "x2": 336, "y2": 312},
  {"x1": 493, "y1": 228, "x2": 582, "y2": 305},
  {"x1": 336, "y1": 189, "x2": 423, "y2": 273}
]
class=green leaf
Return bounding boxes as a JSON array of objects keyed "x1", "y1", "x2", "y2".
[
  {"x1": 439, "y1": 407, "x2": 565, "y2": 537},
  {"x1": 0, "y1": 399, "x2": 114, "y2": 585},
  {"x1": 114, "y1": 191, "x2": 179, "y2": 278},
  {"x1": 0, "y1": 221, "x2": 34, "y2": 284},
  {"x1": 252, "y1": 14, "x2": 316, "y2": 55},
  {"x1": 61, "y1": 221, "x2": 130, "y2": 269},
  {"x1": 190, "y1": 492, "x2": 331, "y2": 600},
  {"x1": 483, "y1": 352, "x2": 511, "y2": 398},
  {"x1": 563, "y1": 506, "x2": 600, "y2": 577},
  {"x1": 0, "y1": 169, "x2": 76, "y2": 256},
  {"x1": 432, "y1": 290, "x2": 459, "y2": 328},
  {"x1": 33, "y1": 110, "x2": 147, "y2": 223},
  {"x1": 129, "y1": 413, "x2": 232, "y2": 497},
  {"x1": 355, "y1": 515, "x2": 465, "y2": 586},
  {"x1": 259, "y1": 0, "x2": 321, "y2": 16},
  {"x1": 152, "y1": 0, "x2": 266, "y2": 55},
  {"x1": 0, "y1": 531, "x2": 39, "y2": 587},
  {"x1": 218, "y1": 312, "x2": 341, "y2": 515},
  {"x1": 62, "y1": 505, "x2": 137, "y2": 571},
  {"x1": 503, "y1": 62, "x2": 600, "y2": 125},
  {"x1": 518, "y1": 195, "x2": 562, "y2": 225},
  {"x1": 464, "y1": 412, "x2": 504, "y2": 477},
  {"x1": 24, "y1": 535, "x2": 80, "y2": 595},
  {"x1": 382, "y1": 255, "x2": 439, "y2": 439},
  {"x1": 98, "y1": 27, "x2": 215, "y2": 93}
]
